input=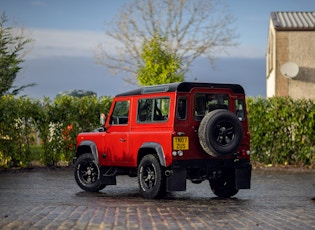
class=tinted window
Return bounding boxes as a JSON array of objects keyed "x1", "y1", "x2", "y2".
[
  {"x1": 177, "y1": 97, "x2": 187, "y2": 120},
  {"x1": 137, "y1": 97, "x2": 169, "y2": 123},
  {"x1": 194, "y1": 94, "x2": 229, "y2": 120}
]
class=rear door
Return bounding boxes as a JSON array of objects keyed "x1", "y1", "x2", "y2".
[{"x1": 174, "y1": 88, "x2": 232, "y2": 159}]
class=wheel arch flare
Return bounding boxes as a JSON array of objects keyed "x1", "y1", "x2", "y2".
[{"x1": 137, "y1": 142, "x2": 166, "y2": 167}]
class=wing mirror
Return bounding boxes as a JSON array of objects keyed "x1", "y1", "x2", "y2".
[{"x1": 100, "y1": 113, "x2": 106, "y2": 126}]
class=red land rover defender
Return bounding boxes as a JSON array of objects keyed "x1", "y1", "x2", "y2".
[{"x1": 74, "y1": 82, "x2": 251, "y2": 199}]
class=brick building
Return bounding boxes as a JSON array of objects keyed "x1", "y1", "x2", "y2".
[{"x1": 266, "y1": 12, "x2": 315, "y2": 99}]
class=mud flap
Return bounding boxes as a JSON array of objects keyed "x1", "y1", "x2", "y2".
[
  {"x1": 235, "y1": 164, "x2": 251, "y2": 189},
  {"x1": 100, "y1": 175, "x2": 116, "y2": 185},
  {"x1": 99, "y1": 168, "x2": 117, "y2": 185},
  {"x1": 166, "y1": 168, "x2": 186, "y2": 192}
]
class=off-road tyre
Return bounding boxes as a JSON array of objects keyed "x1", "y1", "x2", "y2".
[
  {"x1": 209, "y1": 168, "x2": 239, "y2": 198},
  {"x1": 138, "y1": 154, "x2": 166, "y2": 199},
  {"x1": 199, "y1": 109, "x2": 243, "y2": 157},
  {"x1": 74, "y1": 153, "x2": 106, "y2": 192}
]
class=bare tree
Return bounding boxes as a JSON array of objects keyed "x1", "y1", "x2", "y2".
[{"x1": 95, "y1": 0, "x2": 237, "y2": 84}]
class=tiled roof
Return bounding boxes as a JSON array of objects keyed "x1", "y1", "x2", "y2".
[{"x1": 271, "y1": 12, "x2": 315, "y2": 31}]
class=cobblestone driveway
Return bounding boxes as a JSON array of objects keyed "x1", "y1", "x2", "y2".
[{"x1": 0, "y1": 167, "x2": 314, "y2": 229}]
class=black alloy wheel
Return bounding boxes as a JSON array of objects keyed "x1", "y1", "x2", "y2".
[
  {"x1": 138, "y1": 154, "x2": 166, "y2": 199},
  {"x1": 74, "y1": 153, "x2": 106, "y2": 192}
]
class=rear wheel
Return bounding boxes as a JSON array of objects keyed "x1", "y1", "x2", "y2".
[
  {"x1": 209, "y1": 168, "x2": 238, "y2": 198},
  {"x1": 74, "y1": 153, "x2": 106, "y2": 192},
  {"x1": 138, "y1": 154, "x2": 166, "y2": 199}
]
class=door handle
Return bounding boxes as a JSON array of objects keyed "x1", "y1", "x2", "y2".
[{"x1": 120, "y1": 139, "x2": 126, "y2": 142}]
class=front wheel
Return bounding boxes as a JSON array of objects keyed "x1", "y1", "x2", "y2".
[
  {"x1": 209, "y1": 168, "x2": 238, "y2": 198},
  {"x1": 138, "y1": 154, "x2": 166, "y2": 199},
  {"x1": 74, "y1": 153, "x2": 106, "y2": 192}
]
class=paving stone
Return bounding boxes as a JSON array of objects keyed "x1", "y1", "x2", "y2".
[{"x1": 0, "y1": 168, "x2": 315, "y2": 229}]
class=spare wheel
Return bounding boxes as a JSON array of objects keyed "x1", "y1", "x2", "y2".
[{"x1": 198, "y1": 109, "x2": 243, "y2": 157}]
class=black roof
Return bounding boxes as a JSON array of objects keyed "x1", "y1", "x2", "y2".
[{"x1": 116, "y1": 82, "x2": 245, "y2": 97}]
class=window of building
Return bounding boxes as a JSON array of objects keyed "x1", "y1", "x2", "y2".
[{"x1": 267, "y1": 30, "x2": 274, "y2": 78}]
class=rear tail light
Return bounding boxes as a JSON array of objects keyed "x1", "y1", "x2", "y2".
[{"x1": 241, "y1": 149, "x2": 251, "y2": 156}]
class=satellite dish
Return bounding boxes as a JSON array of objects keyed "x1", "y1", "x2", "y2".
[{"x1": 280, "y1": 62, "x2": 299, "y2": 79}]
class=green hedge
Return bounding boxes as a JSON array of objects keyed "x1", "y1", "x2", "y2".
[
  {"x1": 0, "y1": 96, "x2": 314, "y2": 168},
  {"x1": 247, "y1": 97, "x2": 315, "y2": 167},
  {"x1": 0, "y1": 95, "x2": 112, "y2": 167}
]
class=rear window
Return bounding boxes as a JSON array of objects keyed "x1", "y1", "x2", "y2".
[{"x1": 194, "y1": 93, "x2": 229, "y2": 121}]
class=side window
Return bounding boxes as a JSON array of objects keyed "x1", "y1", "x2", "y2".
[
  {"x1": 137, "y1": 97, "x2": 169, "y2": 123},
  {"x1": 110, "y1": 100, "x2": 130, "y2": 125},
  {"x1": 177, "y1": 97, "x2": 187, "y2": 120},
  {"x1": 235, "y1": 99, "x2": 245, "y2": 121},
  {"x1": 194, "y1": 94, "x2": 229, "y2": 120}
]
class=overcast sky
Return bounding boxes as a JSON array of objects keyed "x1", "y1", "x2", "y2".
[{"x1": 1, "y1": 0, "x2": 314, "y2": 98}]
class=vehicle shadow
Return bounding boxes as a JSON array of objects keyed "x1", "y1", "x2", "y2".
[{"x1": 75, "y1": 190, "x2": 251, "y2": 208}]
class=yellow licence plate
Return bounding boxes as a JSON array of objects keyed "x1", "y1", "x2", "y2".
[{"x1": 173, "y1": 136, "x2": 189, "y2": 150}]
